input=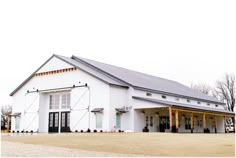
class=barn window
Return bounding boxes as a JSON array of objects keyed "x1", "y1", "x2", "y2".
[
  {"x1": 49, "y1": 95, "x2": 60, "y2": 109},
  {"x1": 49, "y1": 93, "x2": 70, "y2": 109},
  {"x1": 61, "y1": 93, "x2": 71, "y2": 109},
  {"x1": 197, "y1": 101, "x2": 201, "y2": 104},
  {"x1": 146, "y1": 92, "x2": 152, "y2": 96},
  {"x1": 215, "y1": 104, "x2": 218, "y2": 107},
  {"x1": 96, "y1": 113, "x2": 103, "y2": 129},
  {"x1": 15, "y1": 116, "x2": 21, "y2": 130},
  {"x1": 162, "y1": 95, "x2": 167, "y2": 99},
  {"x1": 187, "y1": 99, "x2": 191, "y2": 103},
  {"x1": 116, "y1": 113, "x2": 121, "y2": 129}
]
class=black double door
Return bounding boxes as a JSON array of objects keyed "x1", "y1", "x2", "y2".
[
  {"x1": 48, "y1": 112, "x2": 70, "y2": 133},
  {"x1": 60, "y1": 112, "x2": 70, "y2": 132},
  {"x1": 49, "y1": 112, "x2": 59, "y2": 132}
]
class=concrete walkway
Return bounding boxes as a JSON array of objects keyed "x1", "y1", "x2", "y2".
[{"x1": 1, "y1": 141, "x2": 137, "y2": 157}]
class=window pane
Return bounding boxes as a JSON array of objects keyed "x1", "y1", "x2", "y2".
[
  {"x1": 96, "y1": 114, "x2": 102, "y2": 128},
  {"x1": 15, "y1": 117, "x2": 20, "y2": 129},
  {"x1": 61, "y1": 113, "x2": 65, "y2": 127},
  {"x1": 55, "y1": 95, "x2": 60, "y2": 109},
  {"x1": 67, "y1": 94, "x2": 71, "y2": 108},
  {"x1": 67, "y1": 113, "x2": 70, "y2": 126},
  {"x1": 54, "y1": 113, "x2": 58, "y2": 127},
  {"x1": 116, "y1": 114, "x2": 121, "y2": 128},
  {"x1": 49, "y1": 95, "x2": 53, "y2": 109},
  {"x1": 150, "y1": 116, "x2": 153, "y2": 127},
  {"x1": 49, "y1": 113, "x2": 53, "y2": 127},
  {"x1": 61, "y1": 94, "x2": 67, "y2": 109}
]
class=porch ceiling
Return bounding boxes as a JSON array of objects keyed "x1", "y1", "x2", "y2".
[{"x1": 132, "y1": 96, "x2": 235, "y2": 115}]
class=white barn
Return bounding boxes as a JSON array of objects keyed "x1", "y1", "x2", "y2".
[{"x1": 10, "y1": 54, "x2": 235, "y2": 133}]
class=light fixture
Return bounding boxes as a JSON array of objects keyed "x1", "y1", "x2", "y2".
[
  {"x1": 155, "y1": 112, "x2": 159, "y2": 117},
  {"x1": 141, "y1": 111, "x2": 145, "y2": 115}
]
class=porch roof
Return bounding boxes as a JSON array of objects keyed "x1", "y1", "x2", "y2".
[
  {"x1": 132, "y1": 96, "x2": 235, "y2": 115},
  {"x1": 91, "y1": 108, "x2": 104, "y2": 113}
]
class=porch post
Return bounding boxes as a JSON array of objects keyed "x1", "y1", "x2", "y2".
[
  {"x1": 214, "y1": 115, "x2": 217, "y2": 133},
  {"x1": 203, "y1": 113, "x2": 206, "y2": 133},
  {"x1": 224, "y1": 116, "x2": 226, "y2": 133},
  {"x1": 175, "y1": 110, "x2": 178, "y2": 133},
  {"x1": 190, "y1": 113, "x2": 193, "y2": 133},
  {"x1": 169, "y1": 107, "x2": 172, "y2": 132},
  {"x1": 232, "y1": 116, "x2": 235, "y2": 133},
  {"x1": 7, "y1": 115, "x2": 10, "y2": 132}
]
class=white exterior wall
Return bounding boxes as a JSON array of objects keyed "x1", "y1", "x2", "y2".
[
  {"x1": 11, "y1": 56, "x2": 110, "y2": 132},
  {"x1": 132, "y1": 99, "x2": 168, "y2": 132},
  {"x1": 109, "y1": 86, "x2": 130, "y2": 131},
  {"x1": 133, "y1": 89, "x2": 225, "y2": 110},
  {"x1": 11, "y1": 56, "x2": 227, "y2": 133}
]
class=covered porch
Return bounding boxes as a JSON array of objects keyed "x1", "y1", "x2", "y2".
[
  {"x1": 135, "y1": 107, "x2": 234, "y2": 133},
  {"x1": 132, "y1": 97, "x2": 235, "y2": 133}
]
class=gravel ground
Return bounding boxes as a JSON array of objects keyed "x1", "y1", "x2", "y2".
[{"x1": 1, "y1": 141, "x2": 137, "y2": 157}]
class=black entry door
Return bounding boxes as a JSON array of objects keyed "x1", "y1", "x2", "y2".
[
  {"x1": 61, "y1": 112, "x2": 70, "y2": 132},
  {"x1": 159, "y1": 116, "x2": 170, "y2": 132},
  {"x1": 48, "y1": 112, "x2": 59, "y2": 132}
]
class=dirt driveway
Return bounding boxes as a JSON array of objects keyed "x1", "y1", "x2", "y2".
[
  {"x1": 1, "y1": 141, "x2": 135, "y2": 157},
  {"x1": 1, "y1": 133, "x2": 235, "y2": 157}
]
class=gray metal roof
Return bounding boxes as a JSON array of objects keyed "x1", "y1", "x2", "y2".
[
  {"x1": 132, "y1": 96, "x2": 234, "y2": 115},
  {"x1": 56, "y1": 55, "x2": 127, "y2": 87},
  {"x1": 72, "y1": 55, "x2": 223, "y2": 104},
  {"x1": 9, "y1": 54, "x2": 225, "y2": 105}
]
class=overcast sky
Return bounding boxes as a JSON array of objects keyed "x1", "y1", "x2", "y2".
[{"x1": 0, "y1": 0, "x2": 235, "y2": 106}]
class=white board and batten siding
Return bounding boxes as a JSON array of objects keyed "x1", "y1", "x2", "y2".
[
  {"x1": 11, "y1": 55, "x2": 229, "y2": 133},
  {"x1": 11, "y1": 56, "x2": 110, "y2": 132}
]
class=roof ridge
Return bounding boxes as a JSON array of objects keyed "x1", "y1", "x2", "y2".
[{"x1": 72, "y1": 55, "x2": 182, "y2": 85}]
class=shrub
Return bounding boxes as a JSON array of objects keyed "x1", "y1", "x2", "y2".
[
  {"x1": 87, "y1": 128, "x2": 91, "y2": 133},
  {"x1": 75, "y1": 130, "x2": 78, "y2": 132},
  {"x1": 30, "y1": 130, "x2": 33, "y2": 133},
  {"x1": 94, "y1": 130, "x2": 97, "y2": 133},
  {"x1": 100, "y1": 130, "x2": 103, "y2": 133},
  {"x1": 80, "y1": 130, "x2": 83, "y2": 133}
]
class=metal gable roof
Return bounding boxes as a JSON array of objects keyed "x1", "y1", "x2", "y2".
[
  {"x1": 10, "y1": 54, "x2": 127, "y2": 96},
  {"x1": 72, "y1": 55, "x2": 223, "y2": 104},
  {"x1": 132, "y1": 96, "x2": 234, "y2": 115},
  {"x1": 9, "y1": 54, "x2": 225, "y2": 106},
  {"x1": 55, "y1": 55, "x2": 127, "y2": 87}
]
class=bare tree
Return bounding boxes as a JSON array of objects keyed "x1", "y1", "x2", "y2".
[
  {"x1": 1, "y1": 105, "x2": 12, "y2": 129},
  {"x1": 191, "y1": 83, "x2": 211, "y2": 95},
  {"x1": 213, "y1": 73, "x2": 235, "y2": 112}
]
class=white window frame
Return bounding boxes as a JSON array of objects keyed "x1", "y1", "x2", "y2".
[
  {"x1": 15, "y1": 116, "x2": 21, "y2": 130},
  {"x1": 95, "y1": 113, "x2": 103, "y2": 129},
  {"x1": 49, "y1": 92, "x2": 71, "y2": 110}
]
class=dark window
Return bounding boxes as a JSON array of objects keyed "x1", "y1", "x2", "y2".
[
  {"x1": 215, "y1": 104, "x2": 218, "y2": 107},
  {"x1": 207, "y1": 103, "x2": 210, "y2": 106},
  {"x1": 162, "y1": 95, "x2": 167, "y2": 99},
  {"x1": 197, "y1": 101, "x2": 201, "y2": 104},
  {"x1": 187, "y1": 99, "x2": 191, "y2": 103},
  {"x1": 185, "y1": 118, "x2": 191, "y2": 129},
  {"x1": 159, "y1": 116, "x2": 170, "y2": 130},
  {"x1": 146, "y1": 92, "x2": 152, "y2": 96},
  {"x1": 175, "y1": 98, "x2": 180, "y2": 101}
]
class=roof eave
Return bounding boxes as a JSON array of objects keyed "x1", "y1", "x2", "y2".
[
  {"x1": 9, "y1": 54, "x2": 56, "y2": 96},
  {"x1": 133, "y1": 86, "x2": 225, "y2": 105}
]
